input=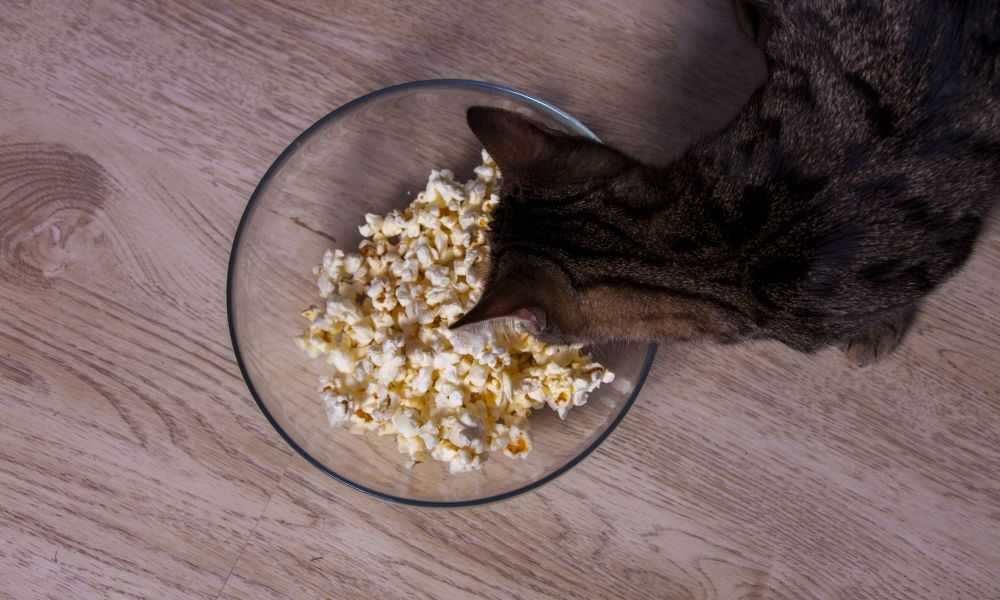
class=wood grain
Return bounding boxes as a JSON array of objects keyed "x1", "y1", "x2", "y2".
[{"x1": 1, "y1": 1, "x2": 997, "y2": 599}]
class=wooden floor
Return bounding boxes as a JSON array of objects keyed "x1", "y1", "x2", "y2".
[{"x1": 2, "y1": 1, "x2": 998, "y2": 598}]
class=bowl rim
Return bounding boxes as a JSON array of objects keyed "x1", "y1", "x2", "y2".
[{"x1": 227, "y1": 78, "x2": 658, "y2": 508}]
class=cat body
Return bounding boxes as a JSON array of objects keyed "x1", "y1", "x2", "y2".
[{"x1": 454, "y1": 0, "x2": 1000, "y2": 364}]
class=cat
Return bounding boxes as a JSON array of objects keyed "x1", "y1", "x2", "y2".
[{"x1": 450, "y1": 0, "x2": 1000, "y2": 365}]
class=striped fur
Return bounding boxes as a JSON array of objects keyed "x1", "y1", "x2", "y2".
[{"x1": 457, "y1": 0, "x2": 1000, "y2": 364}]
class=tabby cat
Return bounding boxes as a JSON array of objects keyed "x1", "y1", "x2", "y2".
[{"x1": 451, "y1": 0, "x2": 1000, "y2": 365}]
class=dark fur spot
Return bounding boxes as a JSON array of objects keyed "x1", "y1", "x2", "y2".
[
  {"x1": 773, "y1": 82, "x2": 817, "y2": 107},
  {"x1": 808, "y1": 276, "x2": 839, "y2": 299},
  {"x1": 860, "y1": 258, "x2": 903, "y2": 283},
  {"x1": 709, "y1": 275, "x2": 740, "y2": 286},
  {"x1": 896, "y1": 197, "x2": 931, "y2": 221},
  {"x1": 976, "y1": 33, "x2": 1000, "y2": 55},
  {"x1": 670, "y1": 237, "x2": 699, "y2": 253},
  {"x1": 756, "y1": 207, "x2": 816, "y2": 249},
  {"x1": 760, "y1": 118, "x2": 782, "y2": 139},
  {"x1": 781, "y1": 169, "x2": 829, "y2": 200},
  {"x1": 844, "y1": 72, "x2": 896, "y2": 138},
  {"x1": 750, "y1": 283, "x2": 778, "y2": 309},
  {"x1": 769, "y1": 63, "x2": 817, "y2": 107},
  {"x1": 705, "y1": 200, "x2": 738, "y2": 245},
  {"x1": 752, "y1": 256, "x2": 810, "y2": 283},
  {"x1": 844, "y1": 0, "x2": 883, "y2": 20},
  {"x1": 706, "y1": 188, "x2": 768, "y2": 249},
  {"x1": 799, "y1": 8, "x2": 833, "y2": 35},
  {"x1": 969, "y1": 137, "x2": 1000, "y2": 160},
  {"x1": 842, "y1": 143, "x2": 873, "y2": 171},
  {"x1": 792, "y1": 306, "x2": 830, "y2": 319},
  {"x1": 681, "y1": 165, "x2": 718, "y2": 202},
  {"x1": 902, "y1": 263, "x2": 934, "y2": 292},
  {"x1": 734, "y1": 185, "x2": 772, "y2": 245},
  {"x1": 750, "y1": 255, "x2": 811, "y2": 307},
  {"x1": 895, "y1": 197, "x2": 954, "y2": 229},
  {"x1": 817, "y1": 223, "x2": 864, "y2": 269},
  {"x1": 938, "y1": 233, "x2": 974, "y2": 256},
  {"x1": 937, "y1": 215, "x2": 982, "y2": 263}
]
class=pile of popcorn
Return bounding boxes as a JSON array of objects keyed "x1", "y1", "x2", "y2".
[{"x1": 295, "y1": 151, "x2": 614, "y2": 473}]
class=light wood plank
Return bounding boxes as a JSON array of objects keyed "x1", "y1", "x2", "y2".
[{"x1": 1, "y1": 1, "x2": 997, "y2": 599}]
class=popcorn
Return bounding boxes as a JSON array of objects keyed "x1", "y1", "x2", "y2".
[{"x1": 296, "y1": 151, "x2": 614, "y2": 473}]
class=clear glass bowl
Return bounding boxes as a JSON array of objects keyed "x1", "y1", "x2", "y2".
[{"x1": 228, "y1": 80, "x2": 656, "y2": 507}]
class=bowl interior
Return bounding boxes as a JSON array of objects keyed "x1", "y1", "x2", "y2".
[{"x1": 229, "y1": 81, "x2": 655, "y2": 506}]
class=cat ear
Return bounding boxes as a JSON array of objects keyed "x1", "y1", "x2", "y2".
[
  {"x1": 448, "y1": 276, "x2": 547, "y2": 333},
  {"x1": 734, "y1": 0, "x2": 772, "y2": 48},
  {"x1": 466, "y1": 106, "x2": 627, "y2": 185}
]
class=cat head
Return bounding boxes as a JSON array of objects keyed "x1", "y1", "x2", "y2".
[{"x1": 449, "y1": 106, "x2": 650, "y2": 344}]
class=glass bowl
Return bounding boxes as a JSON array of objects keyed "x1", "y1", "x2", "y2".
[{"x1": 228, "y1": 79, "x2": 656, "y2": 507}]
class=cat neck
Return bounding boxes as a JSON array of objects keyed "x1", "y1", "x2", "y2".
[{"x1": 652, "y1": 90, "x2": 832, "y2": 243}]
